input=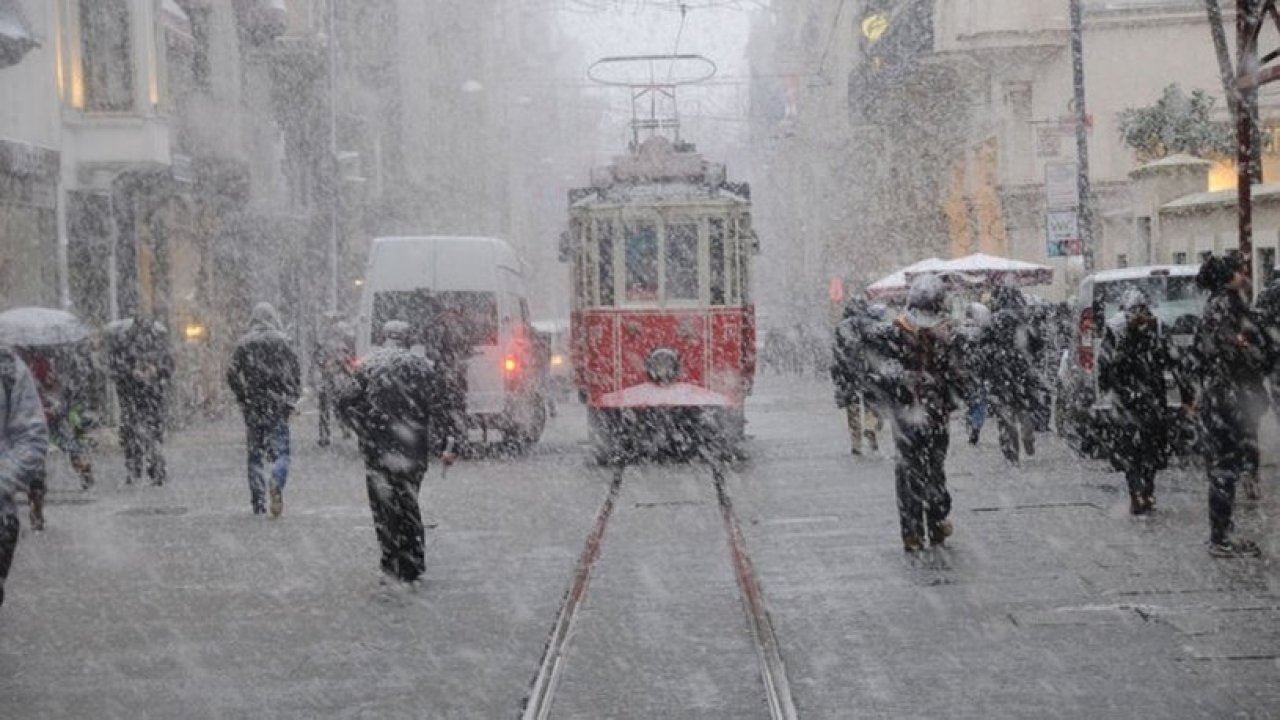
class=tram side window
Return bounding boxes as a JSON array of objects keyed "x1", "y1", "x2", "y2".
[
  {"x1": 709, "y1": 218, "x2": 726, "y2": 305},
  {"x1": 666, "y1": 223, "x2": 699, "y2": 301},
  {"x1": 625, "y1": 221, "x2": 659, "y2": 303},
  {"x1": 598, "y1": 221, "x2": 615, "y2": 306}
]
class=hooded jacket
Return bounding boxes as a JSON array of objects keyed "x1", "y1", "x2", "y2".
[
  {"x1": 227, "y1": 303, "x2": 301, "y2": 424},
  {"x1": 0, "y1": 348, "x2": 49, "y2": 516}
]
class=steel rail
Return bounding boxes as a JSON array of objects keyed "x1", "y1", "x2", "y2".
[
  {"x1": 520, "y1": 465, "x2": 625, "y2": 720},
  {"x1": 711, "y1": 462, "x2": 800, "y2": 720}
]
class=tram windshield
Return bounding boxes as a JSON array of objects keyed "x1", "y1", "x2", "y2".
[{"x1": 666, "y1": 223, "x2": 700, "y2": 301}]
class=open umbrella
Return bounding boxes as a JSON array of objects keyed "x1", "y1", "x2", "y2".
[
  {"x1": 865, "y1": 258, "x2": 946, "y2": 301},
  {"x1": 0, "y1": 307, "x2": 89, "y2": 346},
  {"x1": 905, "y1": 253, "x2": 1053, "y2": 287}
]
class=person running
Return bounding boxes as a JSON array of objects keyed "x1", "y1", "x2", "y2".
[
  {"x1": 336, "y1": 321, "x2": 459, "y2": 585},
  {"x1": 0, "y1": 345, "x2": 49, "y2": 607},
  {"x1": 227, "y1": 303, "x2": 300, "y2": 517},
  {"x1": 1097, "y1": 289, "x2": 1193, "y2": 515},
  {"x1": 875, "y1": 276, "x2": 966, "y2": 552},
  {"x1": 1193, "y1": 255, "x2": 1268, "y2": 557}
]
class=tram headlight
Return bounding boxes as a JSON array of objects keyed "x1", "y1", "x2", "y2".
[{"x1": 644, "y1": 347, "x2": 681, "y2": 386}]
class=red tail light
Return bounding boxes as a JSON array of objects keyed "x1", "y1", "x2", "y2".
[
  {"x1": 1078, "y1": 307, "x2": 1095, "y2": 370},
  {"x1": 504, "y1": 356, "x2": 518, "y2": 374}
]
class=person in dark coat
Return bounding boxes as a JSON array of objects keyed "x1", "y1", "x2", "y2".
[
  {"x1": 957, "y1": 302, "x2": 991, "y2": 445},
  {"x1": 336, "y1": 320, "x2": 459, "y2": 585},
  {"x1": 831, "y1": 297, "x2": 885, "y2": 455},
  {"x1": 1097, "y1": 289, "x2": 1193, "y2": 515},
  {"x1": 979, "y1": 285, "x2": 1046, "y2": 463},
  {"x1": 0, "y1": 345, "x2": 49, "y2": 608},
  {"x1": 106, "y1": 317, "x2": 174, "y2": 486},
  {"x1": 874, "y1": 276, "x2": 966, "y2": 552},
  {"x1": 422, "y1": 299, "x2": 473, "y2": 444},
  {"x1": 313, "y1": 315, "x2": 355, "y2": 448},
  {"x1": 1193, "y1": 255, "x2": 1267, "y2": 557},
  {"x1": 226, "y1": 303, "x2": 301, "y2": 517}
]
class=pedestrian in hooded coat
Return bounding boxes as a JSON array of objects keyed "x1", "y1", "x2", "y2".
[
  {"x1": 831, "y1": 297, "x2": 885, "y2": 455},
  {"x1": 336, "y1": 320, "x2": 459, "y2": 585},
  {"x1": 979, "y1": 285, "x2": 1047, "y2": 463},
  {"x1": 227, "y1": 303, "x2": 301, "y2": 517},
  {"x1": 957, "y1": 302, "x2": 991, "y2": 445},
  {"x1": 1098, "y1": 289, "x2": 1193, "y2": 515},
  {"x1": 0, "y1": 346, "x2": 49, "y2": 608},
  {"x1": 1193, "y1": 255, "x2": 1268, "y2": 557},
  {"x1": 107, "y1": 317, "x2": 174, "y2": 486},
  {"x1": 875, "y1": 276, "x2": 967, "y2": 552}
]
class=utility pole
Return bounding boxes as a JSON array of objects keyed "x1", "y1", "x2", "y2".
[
  {"x1": 327, "y1": 0, "x2": 340, "y2": 313},
  {"x1": 1069, "y1": 0, "x2": 1095, "y2": 273}
]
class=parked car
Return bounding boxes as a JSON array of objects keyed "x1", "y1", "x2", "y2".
[{"x1": 1056, "y1": 265, "x2": 1207, "y2": 458}]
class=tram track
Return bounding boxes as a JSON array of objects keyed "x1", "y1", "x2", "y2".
[{"x1": 520, "y1": 459, "x2": 798, "y2": 720}]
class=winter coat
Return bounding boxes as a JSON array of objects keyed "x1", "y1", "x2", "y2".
[
  {"x1": 978, "y1": 307, "x2": 1047, "y2": 417},
  {"x1": 107, "y1": 319, "x2": 174, "y2": 407},
  {"x1": 0, "y1": 347, "x2": 49, "y2": 516},
  {"x1": 831, "y1": 314, "x2": 873, "y2": 408},
  {"x1": 335, "y1": 346, "x2": 458, "y2": 471},
  {"x1": 227, "y1": 305, "x2": 301, "y2": 426},
  {"x1": 1098, "y1": 313, "x2": 1192, "y2": 471},
  {"x1": 1193, "y1": 289, "x2": 1269, "y2": 420},
  {"x1": 875, "y1": 309, "x2": 965, "y2": 423}
]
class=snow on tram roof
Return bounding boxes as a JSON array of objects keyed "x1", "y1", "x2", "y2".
[{"x1": 571, "y1": 182, "x2": 749, "y2": 208}]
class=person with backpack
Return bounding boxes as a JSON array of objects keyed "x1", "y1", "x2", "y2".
[
  {"x1": 1097, "y1": 289, "x2": 1194, "y2": 515},
  {"x1": 0, "y1": 346, "x2": 49, "y2": 608},
  {"x1": 1193, "y1": 255, "x2": 1268, "y2": 557},
  {"x1": 227, "y1": 303, "x2": 301, "y2": 517},
  {"x1": 336, "y1": 320, "x2": 458, "y2": 585},
  {"x1": 875, "y1": 275, "x2": 967, "y2": 552}
]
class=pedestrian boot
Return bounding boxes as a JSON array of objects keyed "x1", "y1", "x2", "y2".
[
  {"x1": 928, "y1": 519, "x2": 953, "y2": 547},
  {"x1": 864, "y1": 431, "x2": 878, "y2": 453},
  {"x1": 1209, "y1": 538, "x2": 1262, "y2": 558},
  {"x1": 902, "y1": 532, "x2": 923, "y2": 553},
  {"x1": 28, "y1": 490, "x2": 45, "y2": 531},
  {"x1": 269, "y1": 488, "x2": 283, "y2": 518},
  {"x1": 1129, "y1": 493, "x2": 1148, "y2": 516},
  {"x1": 1243, "y1": 473, "x2": 1261, "y2": 502},
  {"x1": 968, "y1": 428, "x2": 980, "y2": 446}
]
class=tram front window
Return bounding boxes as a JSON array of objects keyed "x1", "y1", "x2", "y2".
[
  {"x1": 666, "y1": 223, "x2": 699, "y2": 301},
  {"x1": 625, "y1": 221, "x2": 659, "y2": 302}
]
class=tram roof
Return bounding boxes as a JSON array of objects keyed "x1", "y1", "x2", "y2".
[{"x1": 570, "y1": 182, "x2": 750, "y2": 209}]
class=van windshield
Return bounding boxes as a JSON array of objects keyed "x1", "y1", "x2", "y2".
[
  {"x1": 372, "y1": 290, "x2": 499, "y2": 348},
  {"x1": 1096, "y1": 275, "x2": 1207, "y2": 333}
]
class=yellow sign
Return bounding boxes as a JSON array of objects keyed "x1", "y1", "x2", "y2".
[{"x1": 861, "y1": 14, "x2": 890, "y2": 43}]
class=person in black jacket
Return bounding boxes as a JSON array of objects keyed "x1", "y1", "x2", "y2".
[
  {"x1": 1098, "y1": 289, "x2": 1193, "y2": 515},
  {"x1": 874, "y1": 276, "x2": 966, "y2": 552},
  {"x1": 831, "y1": 298, "x2": 885, "y2": 455},
  {"x1": 336, "y1": 320, "x2": 459, "y2": 585},
  {"x1": 980, "y1": 286, "x2": 1046, "y2": 464},
  {"x1": 226, "y1": 303, "x2": 301, "y2": 517},
  {"x1": 1193, "y1": 256, "x2": 1267, "y2": 557},
  {"x1": 106, "y1": 317, "x2": 174, "y2": 486},
  {"x1": 0, "y1": 346, "x2": 49, "y2": 608}
]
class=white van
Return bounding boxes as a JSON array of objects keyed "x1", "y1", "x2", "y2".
[{"x1": 356, "y1": 236, "x2": 545, "y2": 448}]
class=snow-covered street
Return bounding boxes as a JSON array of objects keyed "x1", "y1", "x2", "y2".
[{"x1": 2, "y1": 374, "x2": 1278, "y2": 718}]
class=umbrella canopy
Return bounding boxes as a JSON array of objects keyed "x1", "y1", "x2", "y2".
[
  {"x1": 0, "y1": 307, "x2": 90, "y2": 346},
  {"x1": 905, "y1": 253, "x2": 1053, "y2": 287},
  {"x1": 865, "y1": 258, "x2": 945, "y2": 300}
]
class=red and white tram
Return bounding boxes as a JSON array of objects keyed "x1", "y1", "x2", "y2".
[{"x1": 562, "y1": 133, "x2": 758, "y2": 461}]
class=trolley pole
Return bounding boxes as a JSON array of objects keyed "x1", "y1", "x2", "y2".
[{"x1": 1069, "y1": 0, "x2": 1095, "y2": 274}]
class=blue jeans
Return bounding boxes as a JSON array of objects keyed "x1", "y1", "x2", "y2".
[
  {"x1": 247, "y1": 419, "x2": 291, "y2": 511},
  {"x1": 967, "y1": 395, "x2": 987, "y2": 432}
]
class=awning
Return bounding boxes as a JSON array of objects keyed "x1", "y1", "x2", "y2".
[{"x1": 0, "y1": 0, "x2": 38, "y2": 70}]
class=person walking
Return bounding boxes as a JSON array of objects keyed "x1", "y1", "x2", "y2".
[
  {"x1": 106, "y1": 317, "x2": 173, "y2": 486},
  {"x1": 227, "y1": 303, "x2": 300, "y2": 517},
  {"x1": 1193, "y1": 255, "x2": 1268, "y2": 557},
  {"x1": 831, "y1": 297, "x2": 885, "y2": 455},
  {"x1": 1097, "y1": 289, "x2": 1193, "y2": 515},
  {"x1": 957, "y1": 302, "x2": 991, "y2": 445},
  {"x1": 980, "y1": 286, "x2": 1046, "y2": 464},
  {"x1": 875, "y1": 276, "x2": 966, "y2": 552},
  {"x1": 0, "y1": 345, "x2": 49, "y2": 608},
  {"x1": 336, "y1": 321, "x2": 459, "y2": 585},
  {"x1": 313, "y1": 315, "x2": 355, "y2": 448}
]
